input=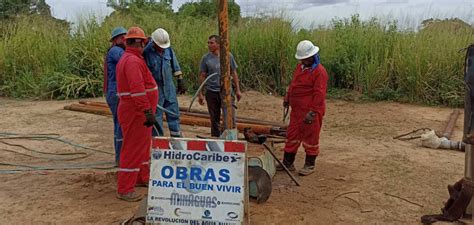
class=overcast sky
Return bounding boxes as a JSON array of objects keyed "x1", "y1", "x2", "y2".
[{"x1": 45, "y1": 0, "x2": 474, "y2": 28}]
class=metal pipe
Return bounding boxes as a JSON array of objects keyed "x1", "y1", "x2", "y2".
[
  {"x1": 78, "y1": 100, "x2": 108, "y2": 108},
  {"x1": 77, "y1": 100, "x2": 288, "y2": 128},
  {"x1": 263, "y1": 143, "x2": 300, "y2": 186},
  {"x1": 79, "y1": 99, "x2": 178, "y2": 117},
  {"x1": 441, "y1": 109, "x2": 461, "y2": 139},
  {"x1": 65, "y1": 104, "x2": 285, "y2": 135},
  {"x1": 463, "y1": 44, "x2": 474, "y2": 216},
  {"x1": 218, "y1": 0, "x2": 234, "y2": 130},
  {"x1": 70, "y1": 102, "x2": 287, "y2": 128},
  {"x1": 64, "y1": 104, "x2": 111, "y2": 116},
  {"x1": 179, "y1": 115, "x2": 275, "y2": 134},
  {"x1": 182, "y1": 107, "x2": 287, "y2": 128},
  {"x1": 180, "y1": 111, "x2": 287, "y2": 128},
  {"x1": 439, "y1": 139, "x2": 465, "y2": 151}
]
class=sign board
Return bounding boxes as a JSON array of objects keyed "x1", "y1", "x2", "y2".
[{"x1": 147, "y1": 137, "x2": 247, "y2": 225}]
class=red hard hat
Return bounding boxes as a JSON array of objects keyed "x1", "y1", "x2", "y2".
[{"x1": 125, "y1": 27, "x2": 147, "y2": 40}]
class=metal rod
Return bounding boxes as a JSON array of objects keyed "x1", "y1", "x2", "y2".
[
  {"x1": 441, "y1": 109, "x2": 461, "y2": 139},
  {"x1": 263, "y1": 142, "x2": 300, "y2": 186}
]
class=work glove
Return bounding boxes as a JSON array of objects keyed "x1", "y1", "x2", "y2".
[
  {"x1": 143, "y1": 109, "x2": 157, "y2": 127},
  {"x1": 303, "y1": 111, "x2": 316, "y2": 124},
  {"x1": 177, "y1": 78, "x2": 186, "y2": 95}
]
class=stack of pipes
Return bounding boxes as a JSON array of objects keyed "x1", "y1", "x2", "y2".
[{"x1": 64, "y1": 101, "x2": 287, "y2": 136}]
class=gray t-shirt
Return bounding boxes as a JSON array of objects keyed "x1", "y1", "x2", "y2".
[{"x1": 199, "y1": 52, "x2": 238, "y2": 92}]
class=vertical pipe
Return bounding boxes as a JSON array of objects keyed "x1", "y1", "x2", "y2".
[
  {"x1": 463, "y1": 44, "x2": 474, "y2": 216},
  {"x1": 218, "y1": 0, "x2": 234, "y2": 130},
  {"x1": 465, "y1": 145, "x2": 474, "y2": 216}
]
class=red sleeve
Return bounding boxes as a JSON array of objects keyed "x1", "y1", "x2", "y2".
[
  {"x1": 285, "y1": 65, "x2": 299, "y2": 102},
  {"x1": 310, "y1": 67, "x2": 328, "y2": 113},
  {"x1": 124, "y1": 60, "x2": 151, "y2": 112},
  {"x1": 284, "y1": 85, "x2": 292, "y2": 102}
]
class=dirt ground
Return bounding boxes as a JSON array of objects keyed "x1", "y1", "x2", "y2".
[{"x1": 0, "y1": 91, "x2": 470, "y2": 224}]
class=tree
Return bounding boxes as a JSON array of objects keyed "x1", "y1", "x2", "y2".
[
  {"x1": 178, "y1": 0, "x2": 241, "y2": 23},
  {"x1": 421, "y1": 18, "x2": 473, "y2": 33},
  {"x1": 106, "y1": 0, "x2": 173, "y2": 13},
  {"x1": 0, "y1": 0, "x2": 51, "y2": 19}
]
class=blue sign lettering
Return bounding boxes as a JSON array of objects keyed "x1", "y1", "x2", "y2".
[
  {"x1": 218, "y1": 169, "x2": 230, "y2": 182},
  {"x1": 161, "y1": 166, "x2": 230, "y2": 183},
  {"x1": 161, "y1": 166, "x2": 173, "y2": 178}
]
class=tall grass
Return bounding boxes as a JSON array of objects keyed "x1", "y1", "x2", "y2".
[
  {"x1": 232, "y1": 17, "x2": 297, "y2": 95},
  {"x1": 1, "y1": 15, "x2": 70, "y2": 98},
  {"x1": 0, "y1": 12, "x2": 472, "y2": 106},
  {"x1": 316, "y1": 15, "x2": 472, "y2": 106}
]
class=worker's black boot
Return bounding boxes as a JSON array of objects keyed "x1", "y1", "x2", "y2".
[
  {"x1": 276, "y1": 152, "x2": 296, "y2": 171},
  {"x1": 298, "y1": 155, "x2": 317, "y2": 176}
]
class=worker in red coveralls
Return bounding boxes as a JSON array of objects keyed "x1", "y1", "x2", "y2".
[
  {"x1": 115, "y1": 27, "x2": 158, "y2": 201},
  {"x1": 278, "y1": 40, "x2": 328, "y2": 176}
]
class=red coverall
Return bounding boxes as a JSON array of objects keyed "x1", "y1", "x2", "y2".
[
  {"x1": 284, "y1": 63, "x2": 328, "y2": 156},
  {"x1": 116, "y1": 47, "x2": 158, "y2": 194}
]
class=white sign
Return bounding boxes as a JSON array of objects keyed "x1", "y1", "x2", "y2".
[{"x1": 147, "y1": 137, "x2": 247, "y2": 225}]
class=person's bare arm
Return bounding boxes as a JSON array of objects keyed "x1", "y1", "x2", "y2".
[
  {"x1": 231, "y1": 70, "x2": 242, "y2": 101},
  {"x1": 198, "y1": 71, "x2": 207, "y2": 105}
]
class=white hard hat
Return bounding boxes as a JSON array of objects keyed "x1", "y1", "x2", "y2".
[
  {"x1": 295, "y1": 40, "x2": 319, "y2": 60},
  {"x1": 151, "y1": 28, "x2": 170, "y2": 48}
]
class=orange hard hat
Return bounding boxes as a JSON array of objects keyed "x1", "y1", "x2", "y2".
[{"x1": 125, "y1": 27, "x2": 147, "y2": 40}]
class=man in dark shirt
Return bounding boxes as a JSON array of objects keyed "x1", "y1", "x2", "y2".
[{"x1": 198, "y1": 35, "x2": 242, "y2": 137}]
